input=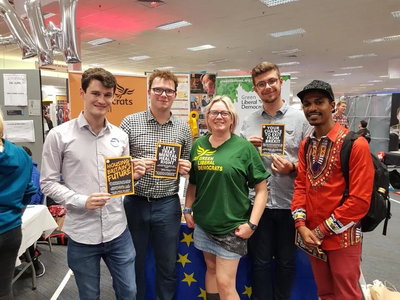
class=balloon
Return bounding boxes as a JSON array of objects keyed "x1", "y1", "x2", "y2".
[
  {"x1": 0, "y1": 34, "x2": 15, "y2": 45},
  {"x1": 0, "y1": 0, "x2": 80, "y2": 65},
  {"x1": 24, "y1": 0, "x2": 53, "y2": 66},
  {"x1": 46, "y1": 21, "x2": 62, "y2": 51},
  {"x1": 59, "y1": 0, "x2": 81, "y2": 63},
  {"x1": 0, "y1": 0, "x2": 37, "y2": 58}
]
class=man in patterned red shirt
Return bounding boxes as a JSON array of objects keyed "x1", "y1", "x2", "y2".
[{"x1": 291, "y1": 80, "x2": 374, "y2": 300}]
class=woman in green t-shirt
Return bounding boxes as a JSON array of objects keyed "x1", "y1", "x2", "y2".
[{"x1": 184, "y1": 96, "x2": 270, "y2": 300}]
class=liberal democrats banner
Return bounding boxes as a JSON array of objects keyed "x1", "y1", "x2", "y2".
[{"x1": 215, "y1": 75, "x2": 290, "y2": 135}]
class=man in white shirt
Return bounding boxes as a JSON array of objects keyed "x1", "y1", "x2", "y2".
[{"x1": 40, "y1": 68, "x2": 145, "y2": 300}]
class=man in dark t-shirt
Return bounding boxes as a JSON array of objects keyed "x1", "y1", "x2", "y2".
[{"x1": 356, "y1": 120, "x2": 371, "y2": 143}]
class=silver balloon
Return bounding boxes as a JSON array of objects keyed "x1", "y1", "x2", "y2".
[
  {"x1": 46, "y1": 21, "x2": 62, "y2": 51},
  {"x1": 0, "y1": 0, "x2": 37, "y2": 58},
  {"x1": 24, "y1": 0, "x2": 53, "y2": 66},
  {"x1": 0, "y1": 34, "x2": 16, "y2": 45},
  {"x1": 59, "y1": 0, "x2": 81, "y2": 63}
]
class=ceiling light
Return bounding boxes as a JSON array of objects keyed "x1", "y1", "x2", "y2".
[
  {"x1": 88, "y1": 63, "x2": 105, "y2": 67},
  {"x1": 291, "y1": 77, "x2": 298, "y2": 80},
  {"x1": 384, "y1": 88, "x2": 397, "y2": 90},
  {"x1": 272, "y1": 48, "x2": 301, "y2": 55},
  {"x1": 129, "y1": 55, "x2": 151, "y2": 61},
  {"x1": 340, "y1": 66, "x2": 363, "y2": 70},
  {"x1": 156, "y1": 66, "x2": 174, "y2": 70},
  {"x1": 208, "y1": 59, "x2": 229, "y2": 64},
  {"x1": 364, "y1": 35, "x2": 400, "y2": 43},
  {"x1": 269, "y1": 28, "x2": 305, "y2": 38},
  {"x1": 283, "y1": 71, "x2": 299, "y2": 74},
  {"x1": 333, "y1": 73, "x2": 351, "y2": 76},
  {"x1": 259, "y1": 0, "x2": 299, "y2": 7},
  {"x1": 379, "y1": 75, "x2": 389, "y2": 78},
  {"x1": 156, "y1": 20, "x2": 192, "y2": 30},
  {"x1": 187, "y1": 44, "x2": 216, "y2": 51},
  {"x1": 360, "y1": 83, "x2": 374, "y2": 86},
  {"x1": 87, "y1": 38, "x2": 115, "y2": 46},
  {"x1": 348, "y1": 53, "x2": 377, "y2": 59},
  {"x1": 277, "y1": 61, "x2": 300, "y2": 67},
  {"x1": 290, "y1": 81, "x2": 297, "y2": 84},
  {"x1": 391, "y1": 11, "x2": 400, "y2": 18},
  {"x1": 369, "y1": 80, "x2": 383, "y2": 83},
  {"x1": 219, "y1": 69, "x2": 241, "y2": 72}
]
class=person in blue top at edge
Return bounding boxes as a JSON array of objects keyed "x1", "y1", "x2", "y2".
[{"x1": 0, "y1": 109, "x2": 37, "y2": 300}]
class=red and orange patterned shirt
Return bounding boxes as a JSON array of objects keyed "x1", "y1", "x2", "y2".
[{"x1": 291, "y1": 123, "x2": 374, "y2": 250}]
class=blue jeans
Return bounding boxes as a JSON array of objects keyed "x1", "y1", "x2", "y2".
[
  {"x1": 249, "y1": 208, "x2": 296, "y2": 300},
  {"x1": 67, "y1": 228, "x2": 136, "y2": 300},
  {"x1": 0, "y1": 226, "x2": 22, "y2": 300},
  {"x1": 124, "y1": 194, "x2": 181, "y2": 300}
]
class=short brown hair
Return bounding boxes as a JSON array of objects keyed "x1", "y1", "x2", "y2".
[
  {"x1": 336, "y1": 100, "x2": 347, "y2": 108},
  {"x1": 149, "y1": 70, "x2": 179, "y2": 91},
  {"x1": 251, "y1": 62, "x2": 281, "y2": 85},
  {"x1": 205, "y1": 95, "x2": 238, "y2": 134},
  {"x1": 81, "y1": 68, "x2": 117, "y2": 93}
]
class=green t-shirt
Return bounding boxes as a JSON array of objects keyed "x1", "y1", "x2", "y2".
[{"x1": 189, "y1": 134, "x2": 270, "y2": 234}]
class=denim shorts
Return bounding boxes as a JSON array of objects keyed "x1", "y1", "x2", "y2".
[{"x1": 193, "y1": 225, "x2": 242, "y2": 260}]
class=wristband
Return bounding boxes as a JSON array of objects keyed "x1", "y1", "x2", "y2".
[{"x1": 183, "y1": 207, "x2": 192, "y2": 214}]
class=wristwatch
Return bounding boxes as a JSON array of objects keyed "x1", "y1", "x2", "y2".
[
  {"x1": 183, "y1": 207, "x2": 193, "y2": 214},
  {"x1": 247, "y1": 221, "x2": 258, "y2": 231},
  {"x1": 290, "y1": 162, "x2": 296, "y2": 174}
]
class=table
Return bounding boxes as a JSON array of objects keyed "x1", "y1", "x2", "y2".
[
  {"x1": 144, "y1": 224, "x2": 317, "y2": 300},
  {"x1": 12, "y1": 205, "x2": 58, "y2": 289},
  {"x1": 384, "y1": 151, "x2": 400, "y2": 167}
]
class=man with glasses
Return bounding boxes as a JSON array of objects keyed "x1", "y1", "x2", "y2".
[
  {"x1": 240, "y1": 62, "x2": 311, "y2": 300},
  {"x1": 120, "y1": 70, "x2": 192, "y2": 300}
]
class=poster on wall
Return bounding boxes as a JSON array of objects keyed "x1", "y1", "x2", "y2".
[
  {"x1": 69, "y1": 72, "x2": 148, "y2": 126},
  {"x1": 3, "y1": 120, "x2": 35, "y2": 142},
  {"x1": 3, "y1": 74, "x2": 28, "y2": 106},
  {"x1": 172, "y1": 74, "x2": 191, "y2": 122},
  {"x1": 215, "y1": 75, "x2": 290, "y2": 135},
  {"x1": 190, "y1": 73, "x2": 216, "y2": 95}
]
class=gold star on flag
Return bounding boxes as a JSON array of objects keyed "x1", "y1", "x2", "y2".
[
  {"x1": 197, "y1": 288, "x2": 206, "y2": 300},
  {"x1": 182, "y1": 272, "x2": 197, "y2": 287},
  {"x1": 177, "y1": 253, "x2": 191, "y2": 268},
  {"x1": 181, "y1": 232, "x2": 194, "y2": 247},
  {"x1": 242, "y1": 285, "x2": 252, "y2": 298}
]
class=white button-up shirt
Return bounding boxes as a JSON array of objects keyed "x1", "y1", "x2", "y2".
[{"x1": 40, "y1": 112, "x2": 129, "y2": 244}]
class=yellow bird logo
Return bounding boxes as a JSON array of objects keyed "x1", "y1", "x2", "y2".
[{"x1": 193, "y1": 145, "x2": 216, "y2": 161}]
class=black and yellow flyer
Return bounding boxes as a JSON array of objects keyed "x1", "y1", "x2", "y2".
[{"x1": 105, "y1": 156, "x2": 134, "y2": 197}]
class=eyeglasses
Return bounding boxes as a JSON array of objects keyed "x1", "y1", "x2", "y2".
[
  {"x1": 209, "y1": 110, "x2": 231, "y2": 118},
  {"x1": 152, "y1": 88, "x2": 176, "y2": 97},
  {"x1": 255, "y1": 78, "x2": 279, "y2": 89}
]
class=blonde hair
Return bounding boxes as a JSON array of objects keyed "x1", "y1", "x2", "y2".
[
  {"x1": 205, "y1": 95, "x2": 238, "y2": 134},
  {"x1": 0, "y1": 108, "x2": 4, "y2": 147},
  {"x1": 336, "y1": 100, "x2": 346, "y2": 108}
]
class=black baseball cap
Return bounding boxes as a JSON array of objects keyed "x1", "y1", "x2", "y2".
[{"x1": 297, "y1": 80, "x2": 335, "y2": 103}]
